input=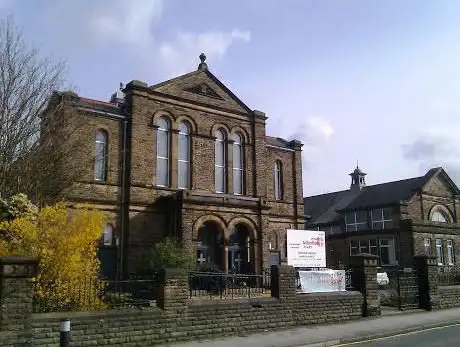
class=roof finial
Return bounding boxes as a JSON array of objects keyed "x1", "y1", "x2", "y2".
[
  {"x1": 356, "y1": 159, "x2": 359, "y2": 169},
  {"x1": 119, "y1": 82, "x2": 124, "y2": 90},
  {"x1": 198, "y1": 53, "x2": 208, "y2": 71}
]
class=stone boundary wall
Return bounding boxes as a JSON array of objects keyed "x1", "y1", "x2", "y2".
[
  {"x1": 27, "y1": 293, "x2": 363, "y2": 346},
  {"x1": 0, "y1": 256, "x2": 373, "y2": 346},
  {"x1": 436, "y1": 285, "x2": 460, "y2": 310}
]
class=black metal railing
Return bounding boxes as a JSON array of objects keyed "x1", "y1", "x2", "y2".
[
  {"x1": 188, "y1": 271, "x2": 271, "y2": 299},
  {"x1": 33, "y1": 275, "x2": 158, "y2": 313},
  {"x1": 438, "y1": 267, "x2": 460, "y2": 285},
  {"x1": 345, "y1": 269, "x2": 354, "y2": 290}
]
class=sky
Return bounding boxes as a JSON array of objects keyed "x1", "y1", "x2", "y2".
[{"x1": 2, "y1": 0, "x2": 460, "y2": 196}]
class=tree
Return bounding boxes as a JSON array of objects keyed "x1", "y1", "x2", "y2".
[
  {"x1": 0, "y1": 16, "x2": 84, "y2": 203},
  {"x1": 0, "y1": 196, "x2": 107, "y2": 312}
]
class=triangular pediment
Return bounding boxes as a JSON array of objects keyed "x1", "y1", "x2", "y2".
[
  {"x1": 150, "y1": 70, "x2": 252, "y2": 114},
  {"x1": 184, "y1": 83, "x2": 223, "y2": 100}
]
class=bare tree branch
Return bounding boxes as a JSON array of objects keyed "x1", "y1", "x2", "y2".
[{"x1": 0, "y1": 16, "x2": 84, "y2": 204}]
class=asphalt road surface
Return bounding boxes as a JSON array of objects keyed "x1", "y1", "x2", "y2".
[{"x1": 338, "y1": 323, "x2": 460, "y2": 347}]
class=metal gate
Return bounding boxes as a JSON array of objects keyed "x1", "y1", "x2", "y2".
[{"x1": 396, "y1": 268, "x2": 420, "y2": 310}]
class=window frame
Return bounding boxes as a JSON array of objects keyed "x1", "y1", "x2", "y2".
[
  {"x1": 371, "y1": 207, "x2": 393, "y2": 230},
  {"x1": 345, "y1": 210, "x2": 368, "y2": 232},
  {"x1": 274, "y1": 160, "x2": 283, "y2": 200},
  {"x1": 177, "y1": 121, "x2": 191, "y2": 189},
  {"x1": 424, "y1": 238, "x2": 432, "y2": 256},
  {"x1": 214, "y1": 129, "x2": 226, "y2": 193},
  {"x1": 155, "y1": 117, "x2": 171, "y2": 187},
  {"x1": 379, "y1": 238, "x2": 397, "y2": 266},
  {"x1": 447, "y1": 239, "x2": 455, "y2": 265},
  {"x1": 102, "y1": 223, "x2": 114, "y2": 246},
  {"x1": 435, "y1": 238, "x2": 444, "y2": 265},
  {"x1": 232, "y1": 133, "x2": 244, "y2": 195},
  {"x1": 94, "y1": 129, "x2": 108, "y2": 182}
]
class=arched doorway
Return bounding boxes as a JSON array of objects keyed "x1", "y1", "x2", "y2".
[
  {"x1": 196, "y1": 221, "x2": 225, "y2": 270},
  {"x1": 228, "y1": 224, "x2": 251, "y2": 274}
]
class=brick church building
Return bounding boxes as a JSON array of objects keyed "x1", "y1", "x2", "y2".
[
  {"x1": 42, "y1": 54, "x2": 305, "y2": 279},
  {"x1": 304, "y1": 166, "x2": 460, "y2": 270}
]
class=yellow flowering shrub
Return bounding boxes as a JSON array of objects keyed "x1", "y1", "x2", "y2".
[{"x1": 0, "y1": 201, "x2": 107, "y2": 312}]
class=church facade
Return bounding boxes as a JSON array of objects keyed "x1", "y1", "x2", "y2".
[{"x1": 42, "y1": 54, "x2": 305, "y2": 279}]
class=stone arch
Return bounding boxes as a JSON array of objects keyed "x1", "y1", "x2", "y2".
[
  {"x1": 175, "y1": 115, "x2": 197, "y2": 134},
  {"x1": 229, "y1": 126, "x2": 249, "y2": 143},
  {"x1": 151, "y1": 110, "x2": 175, "y2": 128},
  {"x1": 210, "y1": 123, "x2": 231, "y2": 138},
  {"x1": 227, "y1": 216, "x2": 258, "y2": 240},
  {"x1": 192, "y1": 214, "x2": 227, "y2": 240},
  {"x1": 429, "y1": 204, "x2": 453, "y2": 223}
]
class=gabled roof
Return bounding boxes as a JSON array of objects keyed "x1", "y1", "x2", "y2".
[
  {"x1": 304, "y1": 167, "x2": 458, "y2": 225},
  {"x1": 149, "y1": 69, "x2": 253, "y2": 115}
]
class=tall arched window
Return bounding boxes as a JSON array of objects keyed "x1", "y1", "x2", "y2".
[
  {"x1": 232, "y1": 133, "x2": 244, "y2": 195},
  {"x1": 215, "y1": 130, "x2": 226, "y2": 193},
  {"x1": 274, "y1": 160, "x2": 283, "y2": 200},
  {"x1": 94, "y1": 129, "x2": 108, "y2": 181},
  {"x1": 178, "y1": 121, "x2": 190, "y2": 189},
  {"x1": 156, "y1": 117, "x2": 170, "y2": 186}
]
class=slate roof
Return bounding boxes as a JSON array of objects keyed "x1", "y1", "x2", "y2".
[
  {"x1": 304, "y1": 167, "x2": 448, "y2": 225},
  {"x1": 77, "y1": 97, "x2": 123, "y2": 115},
  {"x1": 265, "y1": 136, "x2": 292, "y2": 149}
]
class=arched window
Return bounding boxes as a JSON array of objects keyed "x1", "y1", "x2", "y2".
[
  {"x1": 215, "y1": 130, "x2": 226, "y2": 193},
  {"x1": 103, "y1": 223, "x2": 113, "y2": 246},
  {"x1": 178, "y1": 121, "x2": 190, "y2": 189},
  {"x1": 232, "y1": 133, "x2": 244, "y2": 195},
  {"x1": 430, "y1": 206, "x2": 452, "y2": 223},
  {"x1": 156, "y1": 117, "x2": 170, "y2": 186},
  {"x1": 269, "y1": 232, "x2": 278, "y2": 250},
  {"x1": 274, "y1": 160, "x2": 283, "y2": 200},
  {"x1": 94, "y1": 129, "x2": 108, "y2": 181}
]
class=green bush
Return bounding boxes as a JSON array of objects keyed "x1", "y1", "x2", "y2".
[{"x1": 138, "y1": 238, "x2": 195, "y2": 272}]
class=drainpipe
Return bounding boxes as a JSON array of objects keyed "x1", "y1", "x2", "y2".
[{"x1": 118, "y1": 118, "x2": 129, "y2": 280}]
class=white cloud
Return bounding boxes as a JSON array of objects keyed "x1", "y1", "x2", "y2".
[
  {"x1": 157, "y1": 29, "x2": 251, "y2": 77},
  {"x1": 286, "y1": 116, "x2": 334, "y2": 166},
  {"x1": 90, "y1": 0, "x2": 163, "y2": 45}
]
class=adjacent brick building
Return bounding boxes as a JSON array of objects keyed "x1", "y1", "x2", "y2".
[
  {"x1": 42, "y1": 54, "x2": 305, "y2": 278},
  {"x1": 304, "y1": 166, "x2": 460, "y2": 269}
]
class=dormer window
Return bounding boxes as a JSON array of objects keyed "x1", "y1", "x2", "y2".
[
  {"x1": 345, "y1": 210, "x2": 367, "y2": 232},
  {"x1": 371, "y1": 207, "x2": 393, "y2": 230}
]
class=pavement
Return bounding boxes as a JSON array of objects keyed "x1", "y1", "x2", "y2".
[{"x1": 164, "y1": 307, "x2": 460, "y2": 347}]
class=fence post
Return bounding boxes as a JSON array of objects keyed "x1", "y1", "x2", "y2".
[
  {"x1": 350, "y1": 254, "x2": 380, "y2": 317},
  {"x1": 157, "y1": 268, "x2": 188, "y2": 315},
  {"x1": 414, "y1": 255, "x2": 438, "y2": 311},
  {"x1": 0, "y1": 256, "x2": 39, "y2": 331}
]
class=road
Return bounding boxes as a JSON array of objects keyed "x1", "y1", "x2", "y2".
[{"x1": 337, "y1": 323, "x2": 460, "y2": 347}]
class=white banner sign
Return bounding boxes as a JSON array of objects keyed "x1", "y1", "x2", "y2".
[
  {"x1": 287, "y1": 229, "x2": 326, "y2": 268},
  {"x1": 298, "y1": 270, "x2": 346, "y2": 293}
]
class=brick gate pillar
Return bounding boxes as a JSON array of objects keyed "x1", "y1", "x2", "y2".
[
  {"x1": 350, "y1": 254, "x2": 380, "y2": 317},
  {"x1": 0, "y1": 256, "x2": 39, "y2": 331},
  {"x1": 414, "y1": 255, "x2": 438, "y2": 311}
]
